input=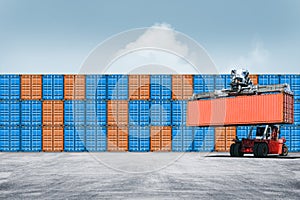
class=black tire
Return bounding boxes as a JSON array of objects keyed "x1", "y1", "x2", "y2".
[
  {"x1": 253, "y1": 143, "x2": 259, "y2": 157},
  {"x1": 234, "y1": 143, "x2": 244, "y2": 157},
  {"x1": 230, "y1": 144, "x2": 236, "y2": 157},
  {"x1": 281, "y1": 144, "x2": 288, "y2": 156},
  {"x1": 258, "y1": 143, "x2": 268, "y2": 157}
]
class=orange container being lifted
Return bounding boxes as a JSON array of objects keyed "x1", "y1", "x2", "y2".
[
  {"x1": 42, "y1": 126, "x2": 64, "y2": 152},
  {"x1": 172, "y1": 75, "x2": 193, "y2": 100},
  {"x1": 42, "y1": 101, "x2": 64, "y2": 126},
  {"x1": 129, "y1": 75, "x2": 150, "y2": 100},
  {"x1": 107, "y1": 100, "x2": 128, "y2": 126},
  {"x1": 150, "y1": 126, "x2": 172, "y2": 151},
  {"x1": 107, "y1": 126, "x2": 128, "y2": 151},
  {"x1": 187, "y1": 93, "x2": 294, "y2": 126},
  {"x1": 215, "y1": 126, "x2": 236, "y2": 152},
  {"x1": 21, "y1": 75, "x2": 42, "y2": 100},
  {"x1": 64, "y1": 75, "x2": 86, "y2": 100}
]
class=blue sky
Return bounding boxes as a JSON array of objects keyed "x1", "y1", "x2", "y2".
[{"x1": 0, "y1": 0, "x2": 299, "y2": 74}]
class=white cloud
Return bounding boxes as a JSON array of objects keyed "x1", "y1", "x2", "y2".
[{"x1": 230, "y1": 39, "x2": 270, "y2": 73}]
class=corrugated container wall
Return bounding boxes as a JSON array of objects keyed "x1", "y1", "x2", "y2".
[
  {"x1": 215, "y1": 75, "x2": 230, "y2": 90},
  {"x1": 150, "y1": 75, "x2": 172, "y2": 100},
  {"x1": 129, "y1": 126, "x2": 150, "y2": 152},
  {"x1": 42, "y1": 101, "x2": 64, "y2": 126},
  {"x1": 129, "y1": 100, "x2": 150, "y2": 126},
  {"x1": 129, "y1": 75, "x2": 150, "y2": 100},
  {"x1": 107, "y1": 75, "x2": 128, "y2": 100},
  {"x1": 86, "y1": 100, "x2": 107, "y2": 126},
  {"x1": 64, "y1": 100, "x2": 85, "y2": 126},
  {"x1": 64, "y1": 126, "x2": 85, "y2": 152},
  {"x1": 193, "y1": 127, "x2": 215, "y2": 152},
  {"x1": 0, "y1": 75, "x2": 20, "y2": 100},
  {"x1": 21, "y1": 101, "x2": 42, "y2": 126},
  {"x1": 193, "y1": 75, "x2": 215, "y2": 94},
  {"x1": 150, "y1": 126, "x2": 172, "y2": 151},
  {"x1": 107, "y1": 126, "x2": 128, "y2": 151},
  {"x1": 85, "y1": 126, "x2": 106, "y2": 152},
  {"x1": 21, "y1": 126, "x2": 42, "y2": 151},
  {"x1": 42, "y1": 126, "x2": 64, "y2": 152},
  {"x1": 86, "y1": 75, "x2": 107, "y2": 100},
  {"x1": 249, "y1": 75, "x2": 258, "y2": 85},
  {"x1": 42, "y1": 75, "x2": 64, "y2": 100},
  {"x1": 0, "y1": 101, "x2": 20, "y2": 126},
  {"x1": 187, "y1": 93, "x2": 294, "y2": 126},
  {"x1": 172, "y1": 126, "x2": 193, "y2": 152},
  {"x1": 172, "y1": 100, "x2": 187, "y2": 126},
  {"x1": 107, "y1": 100, "x2": 128, "y2": 126},
  {"x1": 172, "y1": 75, "x2": 193, "y2": 100},
  {"x1": 215, "y1": 126, "x2": 236, "y2": 152},
  {"x1": 280, "y1": 75, "x2": 300, "y2": 99},
  {"x1": 21, "y1": 75, "x2": 42, "y2": 100},
  {"x1": 64, "y1": 75, "x2": 86, "y2": 100},
  {"x1": 150, "y1": 100, "x2": 171, "y2": 126},
  {"x1": 0, "y1": 126, "x2": 20, "y2": 151}
]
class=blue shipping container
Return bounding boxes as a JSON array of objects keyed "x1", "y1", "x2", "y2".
[
  {"x1": 193, "y1": 75, "x2": 214, "y2": 94},
  {"x1": 172, "y1": 100, "x2": 187, "y2": 126},
  {"x1": 150, "y1": 100, "x2": 171, "y2": 126},
  {"x1": 107, "y1": 75, "x2": 128, "y2": 100},
  {"x1": 85, "y1": 100, "x2": 107, "y2": 126},
  {"x1": 64, "y1": 126, "x2": 85, "y2": 152},
  {"x1": 290, "y1": 126, "x2": 300, "y2": 152},
  {"x1": 0, "y1": 75, "x2": 20, "y2": 100},
  {"x1": 129, "y1": 100, "x2": 150, "y2": 126},
  {"x1": 295, "y1": 100, "x2": 300, "y2": 125},
  {"x1": 258, "y1": 75, "x2": 280, "y2": 85},
  {"x1": 0, "y1": 126, "x2": 20, "y2": 151},
  {"x1": 236, "y1": 126, "x2": 256, "y2": 139},
  {"x1": 150, "y1": 75, "x2": 172, "y2": 100},
  {"x1": 193, "y1": 127, "x2": 214, "y2": 152},
  {"x1": 86, "y1": 75, "x2": 107, "y2": 100},
  {"x1": 172, "y1": 126, "x2": 193, "y2": 152},
  {"x1": 215, "y1": 75, "x2": 230, "y2": 90},
  {"x1": 0, "y1": 101, "x2": 20, "y2": 126},
  {"x1": 42, "y1": 75, "x2": 64, "y2": 100},
  {"x1": 280, "y1": 125, "x2": 292, "y2": 151},
  {"x1": 129, "y1": 126, "x2": 150, "y2": 152},
  {"x1": 21, "y1": 126, "x2": 42, "y2": 151},
  {"x1": 64, "y1": 101, "x2": 85, "y2": 126},
  {"x1": 21, "y1": 101, "x2": 42, "y2": 126},
  {"x1": 85, "y1": 126, "x2": 106, "y2": 152},
  {"x1": 280, "y1": 75, "x2": 300, "y2": 98}
]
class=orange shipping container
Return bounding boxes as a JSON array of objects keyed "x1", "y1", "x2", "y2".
[
  {"x1": 187, "y1": 93, "x2": 294, "y2": 126},
  {"x1": 21, "y1": 75, "x2": 42, "y2": 100},
  {"x1": 107, "y1": 126, "x2": 128, "y2": 151},
  {"x1": 150, "y1": 126, "x2": 172, "y2": 151},
  {"x1": 42, "y1": 126, "x2": 64, "y2": 152},
  {"x1": 129, "y1": 75, "x2": 150, "y2": 100},
  {"x1": 215, "y1": 126, "x2": 236, "y2": 152},
  {"x1": 64, "y1": 75, "x2": 86, "y2": 100},
  {"x1": 42, "y1": 101, "x2": 64, "y2": 126},
  {"x1": 172, "y1": 75, "x2": 193, "y2": 100},
  {"x1": 107, "y1": 100, "x2": 128, "y2": 126},
  {"x1": 249, "y1": 74, "x2": 258, "y2": 85}
]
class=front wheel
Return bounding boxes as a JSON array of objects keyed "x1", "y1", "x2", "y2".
[
  {"x1": 258, "y1": 143, "x2": 268, "y2": 157},
  {"x1": 234, "y1": 143, "x2": 244, "y2": 157},
  {"x1": 230, "y1": 144, "x2": 236, "y2": 157},
  {"x1": 280, "y1": 144, "x2": 288, "y2": 156}
]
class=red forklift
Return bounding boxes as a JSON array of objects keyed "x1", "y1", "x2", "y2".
[{"x1": 230, "y1": 125, "x2": 288, "y2": 157}]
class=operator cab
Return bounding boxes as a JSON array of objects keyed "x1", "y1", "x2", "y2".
[{"x1": 255, "y1": 125, "x2": 279, "y2": 140}]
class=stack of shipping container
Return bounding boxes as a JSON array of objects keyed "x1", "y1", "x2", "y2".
[{"x1": 0, "y1": 74, "x2": 299, "y2": 152}]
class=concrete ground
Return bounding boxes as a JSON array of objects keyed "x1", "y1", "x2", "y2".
[{"x1": 0, "y1": 152, "x2": 299, "y2": 199}]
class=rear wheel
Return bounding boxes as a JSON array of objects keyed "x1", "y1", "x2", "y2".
[
  {"x1": 281, "y1": 144, "x2": 288, "y2": 156},
  {"x1": 230, "y1": 144, "x2": 236, "y2": 157},
  {"x1": 234, "y1": 143, "x2": 244, "y2": 157},
  {"x1": 253, "y1": 143, "x2": 259, "y2": 157},
  {"x1": 258, "y1": 143, "x2": 268, "y2": 157}
]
